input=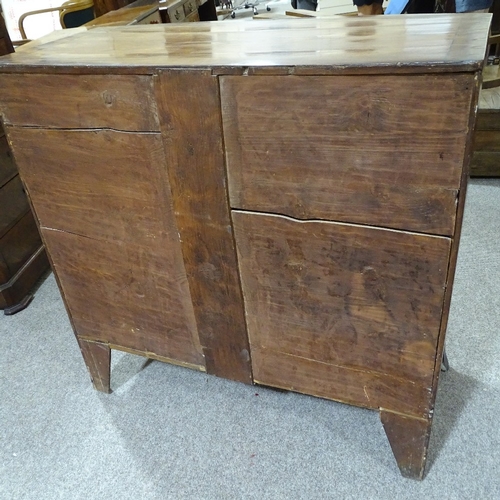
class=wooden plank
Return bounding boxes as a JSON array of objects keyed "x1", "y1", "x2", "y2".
[
  {"x1": 42, "y1": 227, "x2": 205, "y2": 367},
  {"x1": 221, "y1": 74, "x2": 475, "y2": 236},
  {"x1": 8, "y1": 129, "x2": 170, "y2": 243},
  {"x1": 233, "y1": 211, "x2": 451, "y2": 419},
  {"x1": 0, "y1": 74, "x2": 160, "y2": 131},
  {"x1": 0, "y1": 15, "x2": 491, "y2": 74},
  {"x1": 155, "y1": 69, "x2": 252, "y2": 384},
  {"x1": 8, "y1": 126, "x2": 204, "y2": 367},
  {"x1": 426, "y1": 74, "x2": 480, "y2": 422}
]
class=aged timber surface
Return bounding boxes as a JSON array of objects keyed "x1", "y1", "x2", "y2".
[
  {"x1": 0, "y1": 74, "x2": 160, "y2": 131},
  {"x1": 221, "y1": 73, "x2": 475, "y2": 236},
  {"x1": 156, "y1": 70, "x2": 252, "y2": 384},
  {"x1": 233, "y1": 211, "x2": 451, "y2": 419},
  {"x1": 0, "y1": 15, "x2": 491, "y2": 74},
  {"x1": 9, "y1": 127, "x2": 204, "y2": 366}
]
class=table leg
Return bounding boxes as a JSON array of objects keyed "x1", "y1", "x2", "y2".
[
  {"x1": 77, "y1": 339, "x2": 111, "y2": 393},
  {"x1": 380, "y1": 409, "x2": 432, "y2": 480}
]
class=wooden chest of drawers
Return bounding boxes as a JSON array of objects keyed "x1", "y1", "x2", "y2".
[
  {"x1": 0, "y1": 11, "x2": 49, "y2": 314},
  {"x1": 0, "y1": 15, "x2": 490, "y2": 478}
]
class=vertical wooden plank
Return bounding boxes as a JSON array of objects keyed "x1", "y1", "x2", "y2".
[
  {"x1": 428, "y1": 73, "x2": 481, "y2": 419},
  {"x1": 155, "y1": 69, "x2": 252, "y2": 384},
  {"x1": 77, "y1": 339, "x2": 111, "y2": 393}
]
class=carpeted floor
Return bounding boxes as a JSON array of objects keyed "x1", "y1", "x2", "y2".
[{"x1": 1, "y1": 178, "x2": 499, "y2": 499}]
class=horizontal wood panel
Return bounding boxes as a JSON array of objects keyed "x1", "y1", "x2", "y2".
[
  {"x1": 0, "y1": 175, "x2": 30, "y2": 239},
  {"x1": 252, "y1": 348, "x2": 432, "y2": 419},
  {"x1": 0, "y1": 74, "x2": 159, "y2": 131},
  {"x1": 233, "y1": 211, "x2": 451, "y2": 418},
  {"x1": 8, "y1": 128, "x2": 169, "y2": 243},
  {"x1": 222, "y1": 74, "x2": 474, "y2": 235},
  {"x1": 0, "y1": 15, "x2": 490, "y2": 72},
  {"x1": 41, "y1": 228, "x2": 204, "y2": 367},
  {"x1": 0, "y1": 210, "x2": 43, "y2": 276},
  {"x1": 0, "y1": 132, "x2": 17, "y2": 188}
]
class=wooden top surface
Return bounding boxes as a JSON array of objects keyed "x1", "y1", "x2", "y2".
[
  {"x1": 0, "y1": 14, "x2": 491, "y2": 74},
  {"x1": 85, "y1": 5, "x2": 158, "y2": 27}
]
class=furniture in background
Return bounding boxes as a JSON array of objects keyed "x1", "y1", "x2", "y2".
[
  {"x1": 0, "y1": 14, "x2": 50, "y2": 315},
  {"x1": 0, "y1": 14, "x2": 490, "y2": 479},
  {"x1": 0, "y1": 7, "x2": 14, "y2": 54},
  {"x1": 93, "y1": 0, "x2": 136, "y2": 17},
  {"x1": 18, "y1": 0, "x2": 95, "y2": 40},
  {"x1": 86, "y1": 0, "x2": 216, "y2": 25},
  {"x1": 85, "y1": 0, "x2": 161, "y2": 25},
  {"x1": 471, "y1": 87, "x2": 500, "y2": 176},
  {"x1": 470, "y1": 32, "x2": 500, "y2": 176}
]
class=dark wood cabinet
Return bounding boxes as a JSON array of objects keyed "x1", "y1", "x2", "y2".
[
  {"x1": 0, "y1": 14, "x2": 491, "y2": 478},
  {"x1": 0, "y1": 13, "x2": 49, "y2": 314}
]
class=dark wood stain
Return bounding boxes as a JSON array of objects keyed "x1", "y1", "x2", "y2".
[
  {"x1": 9, "y1": 127, "x2": 204, "y2": 366},
  {"x1": 155, "y1": 69, "x2": 252, "y2": 384},
  {"x1": 221, "y1": 74, "x2": 475, "y2": 236},
  {"x1": 0, "y1": 74, "x2": 160, "y2": 131},
  {"x1": 77, "y1": 338, "x2": 112, "y2": 393},
  {"x1": 233, "y1": 211, "x2": 450, "y2": 419},
  {"x1": 380, "y1": 410, "x2": 431, "y2": 480}
]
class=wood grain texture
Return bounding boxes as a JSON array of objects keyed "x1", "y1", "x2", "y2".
[
  {"x1": 425, "y1": 75, "x2": 480, "y2": 434},
  {"x1": 0, "y1": 175, "x2": 29, "y2": 238},
  {"x1": 8, "y1": 127, "x2": 203, "y2": 367},
  {"x1": 380, "y1": 410, "x2": 431, "y2": 480},
  {"x1": 0, "y1": 15, "x2": 491, "y2": 74},
  {"x1": 233, "y1": 211, "x2": 451, "y2": 419},
  {"x1": 0, "y1": 74, "x2": 159, "y2": 131},
  {"x1": 41, "y1": 226, "x2": 205, "y2": 366},
  {"x1": 156, "y1": 69, "x2": 252, "y2": 384},
  {"x1": 8, "y1": 129, "x2": 169, "y2": 242},
  {"x1": 221, "y1": 74, "x2": 475, "y2": 236},
  {"x1": 77, "y1": 339, "x2": 112, "y2": 393}
]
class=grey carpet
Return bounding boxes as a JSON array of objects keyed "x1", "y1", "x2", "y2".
[{"x1": 1, "y1": 178, "x2": 499, "y2": 499}]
